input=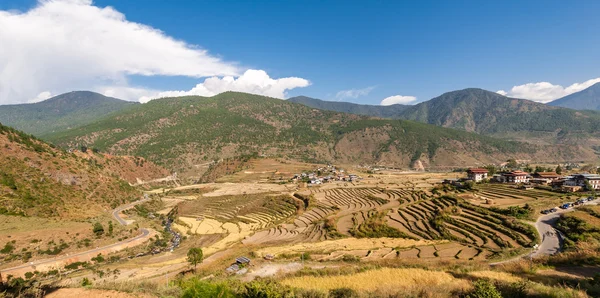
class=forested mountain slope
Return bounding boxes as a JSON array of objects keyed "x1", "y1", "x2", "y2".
[
  {"x1": 0, "y1": 91, "x2": 137, "y2": 136},
  {"x1": 45, "y1": 92, "x2": 591, "y2": 173}
]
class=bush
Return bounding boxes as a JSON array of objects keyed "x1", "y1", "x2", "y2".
[
  {"x1": 329, "y1": 288, "x2": 359, "y2": 298},
  {"x1": 181, "y1": 280, "x2": 235, "y2": 298},
  {"x1": 242, "y1": 280, "x2": 293, "y2": 298},
  {"x1": 467, "y1": 280, "x2": 502, "y2": 298},
  {"x1": 81, "y1": 277, "x2": 92, "y2": 286},
  {"x1": 93, "y1": 222, "x2": 104, "y2": 236},
  {"x1": 1, "y1": 242, "x2": 15, "y2": 254}
]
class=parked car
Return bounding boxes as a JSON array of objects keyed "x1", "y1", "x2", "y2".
[
  {"x1": 550, "y1": 208, "x2": 559, "y2": 213},
  {"x1": 541, "y1": 210, "x2": 550, "y2": 214},
  {"x1": 587, "y1": 197, "x2": 595, "y2": 201},
  {"x1": 560, "y1": 203, "x2": 572, "y2": 209}
]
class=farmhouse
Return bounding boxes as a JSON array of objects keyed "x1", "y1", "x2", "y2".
[
  {"x1": 565, "y1": 174, "x2": 600, "y2": 190},
  {"x1": 502, "y1": 171, "x2": 529, "y2": 184},
  {"x1": 530, "y1": 172, "x2": 562, "y2": 185},
  {"x1": 466, "y1": 168, "x2": 488, "y2": 182}
]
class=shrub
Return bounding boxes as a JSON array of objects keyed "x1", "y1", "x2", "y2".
[
  {"x1": 81, "y1": 277, "x2": 92, "y2": 287},
  {"x1": 242, "y1": 280, "x2": 293, "y2": 298},
  {"x1": 329, "y1": 288, "x2": 360, "y2": 298},
  {"x1": 467, "y1": 280, "x2": 502, "y2": 298},
  {"x1": 1, "y1": 242, "x2": 15, "y2": 254},
  {"x1": 181, "y1": 280, "x2": 235, "y2": 298},
  {"x1": 93, "y1": 222, "x2": 105, "y2": 236}
]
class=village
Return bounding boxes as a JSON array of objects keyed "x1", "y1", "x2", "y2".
[
  {"x1": 453, "y1": 167, "x2": 600, "y2": 193},
  {"x1": 290, "y1": 164, "x2": 360, "y2": 185}
]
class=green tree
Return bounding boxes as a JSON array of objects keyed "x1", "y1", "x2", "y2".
[
  {"x1": 585, "y1": 180, "x2": 597, "y2": 198},
  {"x1": 108, "y1": 221, "x2": 114, "y2": 236},
  {"x1": 92, "y1": 222, "x2": 104, "y2": 236},
  {"x1": 555, "y1": 165, "x2": 563, "y2": 175},
  {"x1": 187, "y1": 247, "x2": 204, "y2": 273},
  {"x1": 81, "y1": 277, "x2": 92, "y2": 286},
  {"x1": 506, "y1": 159, "x2": 518, "y2": 169},
  {"x1": 464, "y1": 180, "x2": 475, "y2": 190},
  {"x1": 523, "y1": 164, "x2": 533, "y2": 173},
  {"x1": 484, "y1": 165, "x2": 497, "y2": 176},
  {"x1": 534, "y1": 166, "x2": 544, "y2": 173}
]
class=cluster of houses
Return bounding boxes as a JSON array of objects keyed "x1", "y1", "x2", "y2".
[
  {"x1": 291, "y1": 164, "x2": 360, "y2": 184},
  {"x1": 464, "y1": 168, "x2": 600, "y2": 192}
]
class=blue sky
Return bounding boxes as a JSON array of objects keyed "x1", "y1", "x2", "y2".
[{"x1": 1, "y1": 0, "x2": 599, "y2": 105}]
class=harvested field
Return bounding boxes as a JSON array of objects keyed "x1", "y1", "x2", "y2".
[
  {"x1": 280, "y1": 267, "x2": 471, "y2": 294},
  {"x1": 465, "y1": 184, "x2": 563, "y2": 207},
  {"x1": 254, "y1": 237, "x2": 440, "y2": 257}
]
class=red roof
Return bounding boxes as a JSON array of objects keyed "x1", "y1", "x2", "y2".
[{"x1": 467, "y1": 168, "x2": 488, "y2": 174}]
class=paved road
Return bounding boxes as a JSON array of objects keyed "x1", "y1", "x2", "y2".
[
  {"x1": 532, "y1": 199, "x2": 598, "y2": 258},
  {"x1": 492, "y1": 198, "x2": 598, "y2": 265},
  {"x1": 112, "y1": 194, "x2": 150, "y2": 225},
  {"x1": 1, "y1": 196, "x2": 152, "y2": 276}
]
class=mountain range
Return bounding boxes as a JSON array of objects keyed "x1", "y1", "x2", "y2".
[
  {"x1": 0, "y1": 91, "x2": 137, "y2": 136},
  {"x1": 548, "y1": 82, "x2": 600, "y2": 110},
  {"x1": 39, "y1": 92, "x2": 592, "y2": 175},
  {"x1": 1, "y1": 84, "x2": 599, "y2": 174},
  {"x1": 287, "y1": 96, "x2": 409, "y2": 118}
]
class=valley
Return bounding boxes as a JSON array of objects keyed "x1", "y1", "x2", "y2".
[{"x1": 2, "y1": 90, "x2": 600, "y2": 297}]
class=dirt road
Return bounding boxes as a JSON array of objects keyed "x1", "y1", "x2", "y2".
[{"x1": 0, "y1": 196, "x2": 154, "y2": 279}]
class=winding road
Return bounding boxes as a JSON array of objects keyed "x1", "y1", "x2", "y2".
[
  {"x1": 493, "y1": 198, "x2": 598, "y2": 265},
  {"x1": 0, "y1": 195, "x2": 153, "y2": 279},
  {"x1": 532, "y1": 199, "x2": 598, "y2": 258}
]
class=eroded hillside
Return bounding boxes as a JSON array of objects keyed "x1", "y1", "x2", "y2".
[{"x1": 0, "y1": 123, "x2": 167, "y2": 218}]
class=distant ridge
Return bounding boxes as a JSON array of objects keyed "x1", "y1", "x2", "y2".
[
  {"x1": 398, "y1": 88, "x2": 600, "y2": 136},
  {"x1": 0, "y1": 91, "x2": 137, "y2": 136},
  {"x1": 548, "y1": 82, "x2": 600, "y2": 110},
  {"x1": 287, "y1": 96, "x2": 408, "y2": 118},
  {"x1": 45, "y1": 91, "x2": 590, "y2": 173}
]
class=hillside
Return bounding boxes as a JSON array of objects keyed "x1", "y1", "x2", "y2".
[
  {"x1": 0, "y1": 91, "x2": 137, "y2": 136},
  {"x1": 395, "y1": 88, "x2": 600, "y2": 148},
  {"x1": 287, "y1": 96, "x2": 408, "y2": 118},
  {"x1": 0, "y1": 122, "x2": 168, "y2": 218},
  {"x1": 45, "y1": 92, "x2": 588, "y2": 173},
  {"x1": 549, "y1": 82, "x2": 600, "y2": 110}
]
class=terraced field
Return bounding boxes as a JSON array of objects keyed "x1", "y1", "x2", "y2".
[
  {"x1": 387, "y1": 195, "x2": 538, "y2": 258},
  {"x1": 471, "y1": 184, "x2": 562, "y2": 207},
  {"x1": 171, "y1": 186, "x2": 536, "y2": 261}
]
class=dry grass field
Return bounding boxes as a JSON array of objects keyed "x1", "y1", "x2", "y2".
[{"x1": 280, "y1": 267, "x2": 472, "y2": 294}]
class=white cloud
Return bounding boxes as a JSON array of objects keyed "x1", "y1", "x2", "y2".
[
  {"x1": 135, "y1": 69, "x2": 310, "y2": 103},
  {"x1": 0, "y1": 0, "x2": 242, "y2": 104},
  {"x1": 497, "y1": 78, "x2": 600, "y2": 103},
  {"x1": 29, "y1": 91, "x2": 52, "y2": 103},
  {"x1": 380, "y1": 95, "x2": 417, "y2": 106},
  {"x1": 335, "y1": 86, "x2": 375, "y2": 101}
]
